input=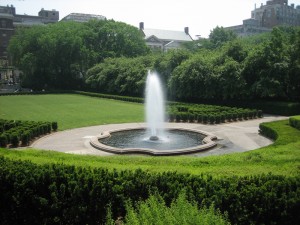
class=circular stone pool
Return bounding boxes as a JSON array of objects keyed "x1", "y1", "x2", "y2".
[{"x1": 90, "y1": 128, "x2": 217, "y2": 156}]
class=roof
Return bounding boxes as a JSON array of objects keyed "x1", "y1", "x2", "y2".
[
  {"x1": 142, "y1": 28, "x2": 193, "y2": 42},
  {"x1": 61, "y1": 13, "x2": 106, "y2": 22}
]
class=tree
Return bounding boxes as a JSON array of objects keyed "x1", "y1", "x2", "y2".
[
  {"x1": 8, "y1": 20, "x2": 149, "y2": 90},
  {"x1": 85, "y1": 55, "x2": 154, "y2": 96},
  {"x1": 209, "y1": 26, "x2": 237, "y2": 49},
  {"x1": 216, "y1": 57, "x2": 245, "y2": 100},
  {"x1": 168, "y1": 54, "x2": 214, "y2": 100}
]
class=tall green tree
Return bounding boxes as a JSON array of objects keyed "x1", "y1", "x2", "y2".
[
  {"x1": 209, "y1": 26, "x2": 237, "y2": 49},
  {"x1": 8, "y1": 20, "x2": 149, "y2": 90}
]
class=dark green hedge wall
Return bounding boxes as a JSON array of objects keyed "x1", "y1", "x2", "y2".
[{"x1": 0, "y1": 157, "x2": 299, "y2": 225}]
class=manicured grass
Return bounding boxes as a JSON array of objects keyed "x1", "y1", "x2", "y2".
[
  {"x1": 0, "y1": 94, "x2": 299, "y2": 177},
  {"x1": 0, "y1": 94, "x2": 144, "y2": 130},
  {"x1": 1, "y1": 120, "x2": 299, "y2": 177}
]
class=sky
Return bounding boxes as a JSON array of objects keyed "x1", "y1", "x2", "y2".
[{"x1": 1, "y1": 0, "x2": 300, "y2": 38}]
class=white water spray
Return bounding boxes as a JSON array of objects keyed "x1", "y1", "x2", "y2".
[{"x1": 145, "y1": 71, "x2": 165, "y2": 140}]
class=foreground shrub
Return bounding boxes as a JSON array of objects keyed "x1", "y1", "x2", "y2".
[
  {"x1": 0, "y1": 119, "x2": 57, "y2": 147},
  {"x1": 259, "y1": 122, "x2": 278, "y2": 140},
  {"x1": 0, "y1": 157, "x2": 299, "y2": 225},
  {"x1": 51, "y1": 121, "x2": 58, "y2": 131},
  {"x1": 289, "y1": 116, "x2": 300, "y2": 130},
  {"x1": 0, "y1": 135, "x2": 7, "y2": 147},
  {"x1": 110, "y1": 192, "x2": 230, "y2": 225}
]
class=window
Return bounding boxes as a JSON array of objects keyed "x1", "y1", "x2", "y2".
[{"x1": 1, "y1": 20, "x2": 7, "y2": 28}]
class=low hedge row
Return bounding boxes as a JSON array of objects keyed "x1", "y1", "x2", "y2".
[
  {"x1": 192, "y1": 99, "x2": 300, "y2": 116},
  {"x1": 167, "y1": 104, "x2": 262, "y2": 124},
  {"x1": 0, "y1": 157, "x2": 299, "y2": 225},
  {"x1": 0, "y1": 119, "x2": 58, "y2": 147},
  {"x1": 75, "y1": 91, "x2": 144, "y2": 103},
  {"x1": 241, "y1": 101, "x2": 300, "y2": 116},
  {"x1": 259, "y1": 122, "x2": 279, "y2": 140},
  {"x1": 289, "y1": 116, "x2": 300, "y2": 130}
]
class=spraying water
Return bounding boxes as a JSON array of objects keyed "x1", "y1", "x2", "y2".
[{"x1": 145, "y1": 71, "x2": 165, "y2": 141}]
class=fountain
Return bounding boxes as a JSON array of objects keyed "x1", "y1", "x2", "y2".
[
  {"x1": 90, "y1": 71, "x2": 217, "y2": 155},
  {"x1": 145, "y1": 71, "x2": 165, "y2": 141}
]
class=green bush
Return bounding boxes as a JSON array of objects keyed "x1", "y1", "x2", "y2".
[
  {"x1": 75, "y1": 91, "x2": 144, "y2": 104},
  {"x1": 10, "y1": 132, "x2": 19, "y2": 147},
  {"x1": 0, "y1": 119, "x2": 56, "y2": 147},
  {"x1": 203, "y1": 115, "x2": 208, "y2": 124},
  {"x1": 115, "y1": 192, "x2": 230, "y2": 225},
  {"x1": 289, "y1": 116, "x2": 300, "y2": 130},
  {"x1": 209, "y1": 115, "x2": 215, "y2": 124},
  {"x1": 21, "y1": 131, "x2": 30, "y2": 146},
  {"x1": 257, "y1": 110, "x2": 263, "y2": 118},
  {"x1": 245, "y1": 101, "x2": 300, "y2": 116},
  {"x1": 167, "y1": 103, "x2": 261, "y2": 125},
  {"x1": 259, "y1": 123, "x2": 278, "y2": 140},
  {"x1": 51, "y1": 122, "x2": 58, "y2": 131},
  {"x1": 0, "y1": 135, "x2": 7, "y2": 147},
  {"x1": 0, "y1": 158, "x2": 299, "y2": 225}
]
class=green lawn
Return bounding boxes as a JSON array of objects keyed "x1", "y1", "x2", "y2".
[
  {"x1": 0, "y1": 94, "x2": 299, "y2": 177},
  {"x1": 0, "y1": 120, "x2": 299, "y2": 177},
  {"x1": 0, "y1": 94, "x2": 144, "y2": 130}
]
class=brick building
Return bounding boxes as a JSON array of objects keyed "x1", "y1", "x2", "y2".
[
  {"x1": 0, "y1": 5, "x2": 59, "y2": 60},
  {"x1": 0, "y1": 5, "x2": 59, "y2": 84},
  {"x1": 226, "y1": 0, "x2": 300, "y2": 37},
  {"x1": 252, "y1": 0, "x2": 300, "y2": 28}
]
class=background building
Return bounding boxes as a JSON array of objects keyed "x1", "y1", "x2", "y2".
[
  {"x1": 252, "y1": 0, "x2": 300, "y2": 28},
  {"x1": 61, "y1": 13, "x2": 106, "y2": 22},
  {"x1": 0, "y1": 5, "x2": 59, "y2": 87},
  {"x1": 226, "y1": 0, "x2": 300, "y2": 37},
  {"x1": 139, "y1": 22, "x2": 193, "y2": 52},
  {"x1": 0, "y1": 5, "x2": 59, "y2": 59}
]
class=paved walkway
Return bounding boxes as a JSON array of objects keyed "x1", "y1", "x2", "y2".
[{"x1": 31, "y1": 115, "x2": 287, "y2": 157}]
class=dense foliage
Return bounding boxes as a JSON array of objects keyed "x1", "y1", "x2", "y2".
[
  {"x1": 8, "y1": 20, "x2": 149, "y2": 90},
  {"x1": 0, "y1": 156, "x2": 299, "y2": 225},
  {"x1": 0, "y1": 119, "x2": 57, "y2": 147},
  {"x1": 8, "y1": 23, "x2": 300, "y2": 101},
  {"x1": 85, "y1": 55, "x2": 154, "y2": 96},
  {"x1": 86, "y1": 26, "x2": 300, "y2": 101},
  {"x1": 108, "y1": 192, "x2": 230, "y2": 225}
]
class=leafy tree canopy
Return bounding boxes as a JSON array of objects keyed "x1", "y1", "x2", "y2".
[{"x1": 8, "y1": 20, "x2": 149, "y2": 90}]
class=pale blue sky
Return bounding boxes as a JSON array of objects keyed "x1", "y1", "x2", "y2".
[{"x1": 1, "y1": 0, "x2": 300, "y2": 38}]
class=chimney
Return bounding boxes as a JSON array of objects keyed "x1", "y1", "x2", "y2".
[
  {"x1": 184, "y1": 27, "x2": 189, "y2": 34},
  {"x1": 139, "y1": 22, "x2": 144, "y2": 30}
]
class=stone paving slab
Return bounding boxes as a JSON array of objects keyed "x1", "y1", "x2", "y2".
[{"x1": 30, "y1": 115, "x2": 287, "y2": 157}]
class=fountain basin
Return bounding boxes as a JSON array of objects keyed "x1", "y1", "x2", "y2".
[{"x1": 90, "y1": 127, "x2": 217, "y2": 156}]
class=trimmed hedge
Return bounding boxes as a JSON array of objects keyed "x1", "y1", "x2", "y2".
[
  {"x1": 0, "y1": 119, "x2": 58, "y2": 147},
  {"x1": 227, "y1": 100, "x2": 300, "y2": 116},
  {"x1": 259, "y1": 122, "x2": 279, "y2": 140},
  {"x1": 0, "y1": 157, "x2": 299, "y2": 225},
  {"x1": 75, "y1": 91, "x2": 144, "y2": 104},
  {"x1": 289, "y1": 116, "x2": 300, "y2": 130},
  {"x1": 167, "y1": 103, "x2": 262, "y2": 124}
]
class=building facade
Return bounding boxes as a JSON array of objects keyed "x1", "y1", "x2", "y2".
[
  {"x1": 0, "y1": 5, "x2": 59, "y2": 59},
  {"x1": 61, "y1": 13, "x2": 106, "y2": 23},
  {"x1": 139, "y1": 22, "x2": 193, "y2": 52},
  {"x1": 252, "y1": 0, "x2": 300, "y2": 28},
  {"x1": 0, "y1": 5, "x2": 59, "y2": 85},
  {"x1": 226, "y1": 0, "x2": 300, "y2": 37}
]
